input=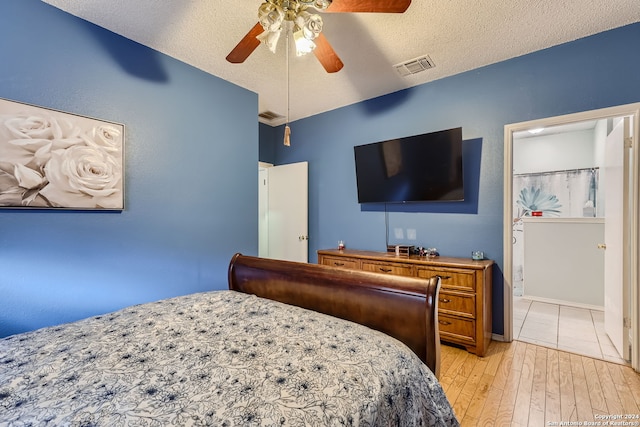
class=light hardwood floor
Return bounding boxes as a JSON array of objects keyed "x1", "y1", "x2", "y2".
[{"x1": 440, "y1": 340, "x2": 640, "y2": 426}]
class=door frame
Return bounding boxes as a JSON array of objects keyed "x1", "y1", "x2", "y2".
[{"x1": 503, "y1": 103, "x2": 640, "y2": 371}]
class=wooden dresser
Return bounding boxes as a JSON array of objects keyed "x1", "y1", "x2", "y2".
[{"x1": 317, "y1": 249, "x2": 493, "y2": 356}]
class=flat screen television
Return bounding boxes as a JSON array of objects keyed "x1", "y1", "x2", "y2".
[{"x1": 354, "y1": 127, "x2": 464, "y2": 203}]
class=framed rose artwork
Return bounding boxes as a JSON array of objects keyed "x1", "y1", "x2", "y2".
[{"x1": 0, "y1": 98, "x2": 124, "y2": 210}]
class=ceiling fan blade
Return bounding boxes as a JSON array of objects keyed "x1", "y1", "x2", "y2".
[
  {"x1": 226, "y1": 22, "x2": 264, "y2": 64},
  {"x1": 313, "y1": 33, "x2": 344, "y2": 73},
  {"x1": 326, "y1": 0, "x2": 411, "y2": 13}
]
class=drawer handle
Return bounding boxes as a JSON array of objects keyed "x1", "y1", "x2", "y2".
[
  {"x1": 439, "y1": 275, "x2": 452, "y2": 280},
  {"x1": 379, "y1": 268, "x2": 393, "y2": 273},
  {"x1": 333, "y1": 262, "x2": 345, "y2": 267},
  {"x1": 438, "y1": 320, "x2": 452, "y2": 326},
  {"x1": 439, "y1": 298, "x2": 451, "y2": 303}
]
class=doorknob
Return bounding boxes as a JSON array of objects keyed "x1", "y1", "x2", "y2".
[
  {"x1": 298, "y1": 235, "x2": 309, "y2": 241},
  {"x1": 597, "y1": 243, "x2": 607, "y2": 249}
]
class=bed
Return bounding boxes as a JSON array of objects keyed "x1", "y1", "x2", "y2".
[{"x1": 0, "y1": 253, "x2": 458, "y2": 426}]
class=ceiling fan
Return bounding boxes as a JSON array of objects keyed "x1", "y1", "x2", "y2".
[{"x1": 226, "y1": 0, "x2": 412, "y2": 73}]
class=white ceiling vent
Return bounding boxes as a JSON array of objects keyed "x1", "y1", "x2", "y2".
[
  {"x1": 258, "y1": 110, "x2": 284, "y2": 121},
  {"x1": 394, "y1": 55, "x2": 435, "y2": 77}
]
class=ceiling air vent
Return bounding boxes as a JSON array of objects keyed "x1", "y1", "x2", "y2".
[
  {"x1": 394, "y1": 55, "x2": 435, "y2": 77},
  {"x1": 258, "y1": 110, "x2": 284, "y2": 121}
]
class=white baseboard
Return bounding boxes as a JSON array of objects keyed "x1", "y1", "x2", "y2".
[{"x1": 492, "y1": 334, "x2": 506, "y2": 342}]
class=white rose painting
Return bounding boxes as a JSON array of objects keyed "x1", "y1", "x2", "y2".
[{"x1": 0, "y1": 98, "x2": 124, "y2": 210}]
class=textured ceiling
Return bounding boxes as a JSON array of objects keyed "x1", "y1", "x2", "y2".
[{"x1": 42, "y1": 0, "x2": 640, "y2": 126}]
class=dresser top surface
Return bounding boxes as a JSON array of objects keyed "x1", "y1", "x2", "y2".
[{"x1": 318, "y1": 249, "x2": 494, "y2": 270}]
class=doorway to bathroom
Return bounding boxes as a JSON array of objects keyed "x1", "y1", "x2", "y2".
[{"x1": 503, "y1": 103, "x2": 640, "y2": 372}]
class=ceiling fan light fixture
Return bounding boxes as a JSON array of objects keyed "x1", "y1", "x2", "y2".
[
  {"x1": 296, "y1": 11, "x2": 323, "y2": 39},
  {"x1": 258, "y1": 2, "x2": 284, "y2": 31},
  {"x1": 298, "y1": 0, "x2": 332, "y2": 10},
  {"x1": 257, "y1": 2, "x2": 285, "y2": 53},
  {"x1": 255, "y1": 1, "x2": 326, "y2": 56},
  {"x1": 293, "y1": 27, "x2": 316, "y2": 56},
  {"x1": 293, "y1": 11, "x2": 322, "y2": 56},
  {"x1": 257, "y1": 28, "x2": 282, "y2": 53}
]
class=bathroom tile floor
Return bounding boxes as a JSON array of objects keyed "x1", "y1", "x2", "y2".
[{"x1": 513, "y1": 296, "x2": 629, "y2": 365}]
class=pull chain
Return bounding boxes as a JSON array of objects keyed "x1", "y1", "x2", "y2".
[{"x1": 283, "y1": 22, "x2": 291, "y2": 146}]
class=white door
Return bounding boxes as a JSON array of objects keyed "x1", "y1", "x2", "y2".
[
  {"x1": 264, "y1": 161, "x2": 308, "y2": 263},
  {"x1": 603, "y1": 117, "x2": 631, "y2": 360},
  {"x1": 258, "y1": 165, "x2": 270, "y2": 258}
]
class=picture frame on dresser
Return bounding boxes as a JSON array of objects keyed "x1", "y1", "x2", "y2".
[{"x1": 318, "y1": 248, "x2": 493, "y2": 356}]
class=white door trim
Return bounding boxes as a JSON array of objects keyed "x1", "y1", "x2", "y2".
[{"x1": 503, "y1": 103, "x2": 640, "y2": 371}]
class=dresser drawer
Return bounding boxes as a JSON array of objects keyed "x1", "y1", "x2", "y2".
[
  {"x1": 438, "y1": 290, "x2": 475, "y2": 318},
  {"x1": 361, "y1": 261, "x2": 414, "y2": 277},
  {"x1": 438, "y1": 314, "x2": 475, "y2": 344},
  {"x1": 416, "y1": 267, "x2": 476, "y2": 291},
  {"x1": 320, "y1": 256, "x2": 359, "y2": 269}
]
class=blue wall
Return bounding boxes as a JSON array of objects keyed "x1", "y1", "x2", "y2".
[
  {"x1": 0, "y1": 0, "x2": 259, "y2": 337},
  {"x1": 259, "y1": 123, "x2": 278, "y2": 165},
  {"x1": 264, "y1": 23, "x2": 640, "y2": 335},
  {"x1": 3, "y1": 0, "x2": 638, "y2": 339}
]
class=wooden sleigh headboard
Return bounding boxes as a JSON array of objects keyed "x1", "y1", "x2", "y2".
[{"x1": 228, "y1": 253, "x2": 441, "y2": 377}]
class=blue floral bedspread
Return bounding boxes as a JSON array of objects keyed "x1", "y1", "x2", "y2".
[{"x1": 0, "y1": 291, "x2": 459, "y2": 426}]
